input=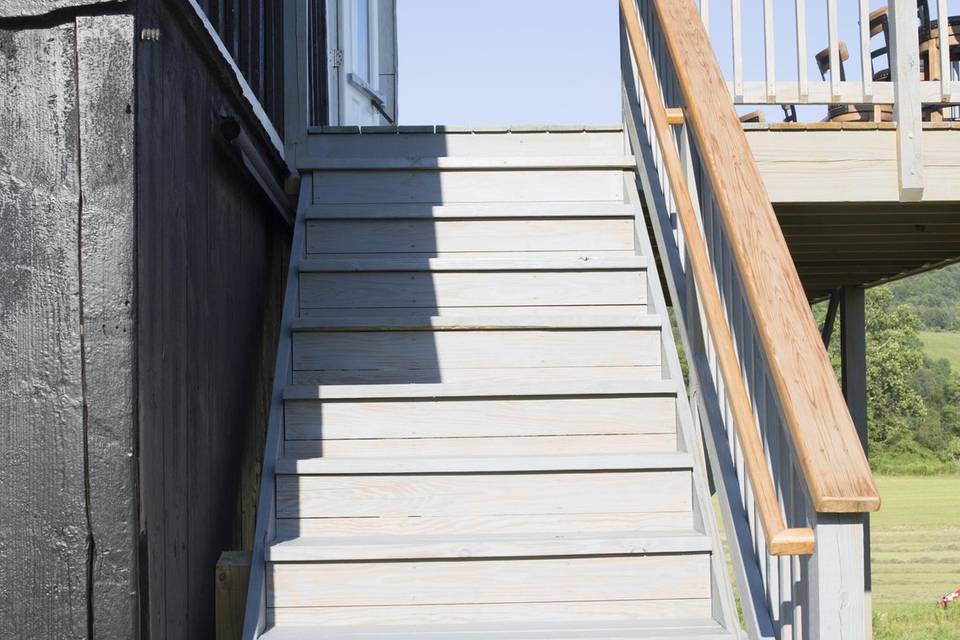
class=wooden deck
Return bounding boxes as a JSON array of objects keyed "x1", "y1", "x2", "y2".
[{"x1": 743, "y1": 124, "x2": 960, "y2": 298}]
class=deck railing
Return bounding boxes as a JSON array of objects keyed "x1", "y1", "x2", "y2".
[
  {"x1": 710, "y1": 0, "x2": 960, "y2": 106},
  {"x1": 620, "y1": 0, "x2": 881, "y2": 638}
]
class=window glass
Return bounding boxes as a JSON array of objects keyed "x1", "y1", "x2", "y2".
[{"x1": 354, "y1": 0, "x2": 370, "y2": 80}]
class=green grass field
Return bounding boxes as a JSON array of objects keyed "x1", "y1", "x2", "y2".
[
  {"x1": 919, "y1": 331, "x2": 960, "y2": 370},
  {"x1": 873, "y1": 475, "x2": 960, "y2": 639}
]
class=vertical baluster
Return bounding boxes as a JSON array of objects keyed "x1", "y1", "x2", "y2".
[
  {"x1": 939, "y1": 0, "x2": 951, "y2": 100},
  {"x1": 796, "y1": 0, "x2": 808, "y2": 100},
  {"x1": 827, "y1": 0, "x2": 841, "y2": 99},
  {"x1": 732, "y1": 0, "x2": 743, "y2": 100},
  {"x1": 763, "y1": 0, "x2": 776, "y2": 100},
  {"x1": 780, "y1": 438, "x2": 795, "y2": 638},
  {"x1": 859, "y1": 0, "x2": 873, "y2": 100},
  {"x1": 763, "y1": 366, "x2": 780, "y2": 630}
]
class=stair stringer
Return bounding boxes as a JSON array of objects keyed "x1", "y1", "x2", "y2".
[
  {"x1": 624, "y1": 172, "x2": 741, "y2": 638},
  {"x1": 241, "y1": 174, "x2": 312, "y2": 640}
]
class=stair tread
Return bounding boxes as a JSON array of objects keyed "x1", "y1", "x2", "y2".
[
  {"x1": 301, "y1": 155, "x2": 637, "y2": 171},
  {"x1": 291, "y1": 310, "x2": 662, "y2": 331},
  {"x1": 267, "y1": 530, "x2": 712, "y2": 562},
  {"x1": 298, "y1": 255, "x2": 646, "y2": 272},
  {"x1": 260, "y1": 619, "x2": 732, "y2": 640},
  {"x1": 275, "y1": 452, "x2": 693, "y2": 475},
  {"x1": 284, "y1": 378, "x2": 678, "y2": 400},
  {"x1": 304, "y1": 202, "x2": 639, "y2": 220}
]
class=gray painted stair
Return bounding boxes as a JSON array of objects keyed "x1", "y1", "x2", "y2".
[{"x1": 255, "y1": 129, "x2": 737, "y2": 639}]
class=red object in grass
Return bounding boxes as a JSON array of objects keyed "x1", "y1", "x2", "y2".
[{"x1": 939, "y1": 587, "x2": 960, "y2": 608}]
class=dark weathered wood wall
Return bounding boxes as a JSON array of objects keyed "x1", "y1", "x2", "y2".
[
  {"x1": 1, "y1": 0, "x2": 289, "y2": 637},
  {"x1": 136, "y1": 1, "x2": 289, "y2": 638},
  {"x1": 0, "y1": 12, "x2": 140, "y2": 639}
]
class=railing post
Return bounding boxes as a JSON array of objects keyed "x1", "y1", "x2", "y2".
[
  {"x1": 283, "y1": 0, "x2": 310, "y2": 165},
  {"x1": 888, "y1": 0, "x2": 925, "y2": 200},
  {"x1": 809, "y1": 513, "x2": 869, "y2": 638}
]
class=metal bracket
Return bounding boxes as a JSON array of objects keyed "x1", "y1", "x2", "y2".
[{"x1": 329, "y1": 48, "x2": 343, "y2": 68}]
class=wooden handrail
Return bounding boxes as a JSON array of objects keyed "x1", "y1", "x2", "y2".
[
  {"x1": 621, "y1": 0, "x2": 814, "y2": 556},
  {"x1": 622, "y1": 0, "x2": 880, "y2": 543}
]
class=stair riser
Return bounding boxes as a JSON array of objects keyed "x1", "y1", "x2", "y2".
[
  {"x1": 304, "y1": 130, "x2": 626, "y2": 158},
  {"x1": 277, "y1": 470, "x2": 692, "y2": 527},
  {"x1": 312, "y1": 169, "x2": 625, "y2": 205},
  {"x1": 291, "y1": 328, "x2": 661, "y2": 379},
  {"x1": 305, "y1": 218, "x2": 635, "y2": 256},
  {"x1": 267, "y1": 554, "x2": 710, "y2": 608},
  {"x1": 275, "y1": 511, "x2": 694, "y2": 539},
  {"x1": 284, "y1": 395, "x2": 676, "y2": 457},
  {"x1": 267, "y1": 598, "x2": 713, "y2": 628},
  {"x1": 284, "y1": 434, "x2": 677, "y2": 458},
  {"x1": 299, "y1": 270, "x2": 647, "y2": 310}
]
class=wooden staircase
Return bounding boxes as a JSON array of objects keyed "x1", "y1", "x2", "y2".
[{"x1": 250, "y1": 126, "x2": 738, "y2": 639}]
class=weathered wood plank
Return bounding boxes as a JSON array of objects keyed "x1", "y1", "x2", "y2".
[
  {"x1": 76, "y1": 15, "x2": 139, "y2": 639},
  {"x1": 265, "y1": 599, "x2": 713, "y2": 627},
  {"x1": 216, "y1": 551, "x2": 251, "y2": 640},
  {"x1": 277, "y1": 470, "x2": 691, "y2": 520},
  {"x1": 305, "y1": 218, "x2": 634, "y2": 254},
  {"x1": 0, "y1": 0, "x2": 111, "y2": 18},
  {"x1": 267, "y1": 555, "x2": 710, "y2": 607},
  {"x1": 291, "y1": 328, "x2": 660, "y2": 372},
  {"x1": 284, "y1": 395, "x2": 676, "y2": 440},
  {"x1": 299, "y1": 270, "x2": 647, "y2": 309},
  {"x1": 0, "y1": 22, "x2": 88, "y2": 639},
  {"x1": 276, "y1": 511, "x2": 695, "y2": 538},
  {"x1": 312, "y1": 169, "x2": 624, "y2": 204}
]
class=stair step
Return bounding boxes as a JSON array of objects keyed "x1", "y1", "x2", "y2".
[
  {"x1": 311, "y1": 167, "x2": 626, "y2": 206},
  {"x1": 298, "y1": 255, "x2": 646, "y2": 272},
  {"x1": 275, "y1": 453, "x2": 693, "y2": 475},
  {"x1": 260, "y1": 619, "x2": 733, "y2": 640},
  {"x1": 290, "y1": 310, "x2": 661, "y2": 331},
  {"x1": 304, "y1": 202, "x2": 638, "y2": 219},
  {"x1": 284, "y1": 377, "x2": 678, "y2": 400},
  {"x1": 267, "y1": 530, "x2": 712, "y2": 562},
  {"x1": 302, "y1": 155, "x2": 637, "y2": 171}
]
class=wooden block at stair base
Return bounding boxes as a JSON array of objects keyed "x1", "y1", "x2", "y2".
[{"x1": 216, "y1": 551, "x2": 251, "y2": 640}]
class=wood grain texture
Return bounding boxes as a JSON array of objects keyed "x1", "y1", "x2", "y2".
[
  {"x1": 291, "y1": 328, "x2": 660, "y2": 372},
  {"x1": 137, "y1": 4, "x2": 290, "y2": 638},
  {"x1": 266, "y1": 599, "x2": 713, "y2": 627},
  {"x1": 311, "y1": 169, "x2": 624, "y2": 204},
  {"x1": 0, "y1": 22, "x2": 88, "y2": 639},
  {"x1": 267, "y1": 554, "x2": 710, "y2": 607},
  {"x1": 305, "y1": 218, "x2": 634, "y2": 254},
  {"x1": 622, "y1": 0, "x2": 814, "y2": 555},
  {"x1": 76, "y1": 15, "x2": 139, "y2": 638},
  {"x1": 277, "y1": 470, "x2": 691, "y2": 520},
  {"x1": 0, "y1": 0, "x2": 110, "y2": 18},
  {"x1": 300, "y1": 270, "x2": 647, "y2": 309},
  {"x1": 631, "y1": 0, "x2": 879, "y2": 514},
  {"x1": 276, "y1": 510, "x2": 695, "y2": 538},
  {"x1": 284, "y1": 395, "x2": 676, "y2": 440}
]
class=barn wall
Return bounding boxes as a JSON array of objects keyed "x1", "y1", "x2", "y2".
[
  {"x1": 0, "y1": 12, "x2": 139, "y2": 640},
  {"x1": 135, "y1": 1, "x2": 290, "y2": 638}
]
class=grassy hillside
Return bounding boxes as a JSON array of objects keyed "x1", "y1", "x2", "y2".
[{"x1": 920, "y1": 331, "x2": 960, "y2": 371}]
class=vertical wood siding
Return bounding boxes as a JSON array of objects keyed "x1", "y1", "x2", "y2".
[
  {"x1": 201, "y1": 0, "x2": 285, "y2": 134},
  {"x1": 136, "y1": 3, "x2": 290, "y2": 638}
]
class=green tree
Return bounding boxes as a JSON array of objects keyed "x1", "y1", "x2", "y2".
[{"x1": 863, "y1": 287, "x2": 927, "y2": 446}]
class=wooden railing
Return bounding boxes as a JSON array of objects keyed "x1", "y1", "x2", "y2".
[
  {"x1": 709, "y1": 0, "x2": 959, "y2": 107},
  {"x1": 620, "y1": 0, "x2": 880, "y2": 637}
]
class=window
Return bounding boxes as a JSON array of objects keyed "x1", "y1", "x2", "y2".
[{"x1": 353, "y1": 0, "x2": 371, "y2": 81}]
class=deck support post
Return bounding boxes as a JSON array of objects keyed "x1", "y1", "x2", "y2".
[
  {"x1": 808, "y1": 512, "x2": 869, "y2": 638},
  {"x1": 888, "y1": 0, "x2": 925, "y2": 200},
  {"x1": 840, "y1": 285, "x2": 872, "y2": 638}
]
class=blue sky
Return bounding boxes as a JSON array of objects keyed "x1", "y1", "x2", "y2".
[
  {"x1": 397, "y1": 0, "x2": 622, "y2": 124},
  {"x1": 397, "y1": 0, "x2": 951, "y2": 125}
]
